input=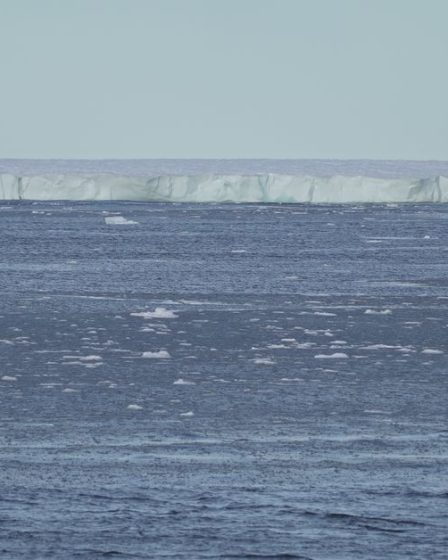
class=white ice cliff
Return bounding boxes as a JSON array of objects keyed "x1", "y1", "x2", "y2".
[{"x1": 1, "y1": 173, "x2": 448, "y2": 203}]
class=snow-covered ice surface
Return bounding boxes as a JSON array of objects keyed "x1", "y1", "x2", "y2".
[
  {"x1": 1, "y1": 160, "x2": 448, "y2": 559},
  {"x1": 2, "y1": 158, "x2": 448, "y2": 203}
]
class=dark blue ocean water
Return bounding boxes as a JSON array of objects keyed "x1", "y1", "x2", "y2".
[{"x1": 0, "y1": 200, "x2": 447, "y2": 559}]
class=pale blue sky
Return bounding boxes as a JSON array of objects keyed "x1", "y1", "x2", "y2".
[{"x1": 1, "y1": 0, "x2": 447, "y2": 159}]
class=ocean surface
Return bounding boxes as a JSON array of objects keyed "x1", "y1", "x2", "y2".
[{"x1": 0, "y1": 160, "x2": 447, "y2": 559}]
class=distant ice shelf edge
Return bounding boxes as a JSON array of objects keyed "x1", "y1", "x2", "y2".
[{"x1": 1, "y1": 173, "x2": 448, "y2": 203}]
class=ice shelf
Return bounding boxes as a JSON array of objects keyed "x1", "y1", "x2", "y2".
[{"x1": 1, "y1": 173, "x2": 448, "y2": 203}]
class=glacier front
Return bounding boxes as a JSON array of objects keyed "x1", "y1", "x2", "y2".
[{"x1": 1, "y1": 173, "x2": 448, "y2": 203}]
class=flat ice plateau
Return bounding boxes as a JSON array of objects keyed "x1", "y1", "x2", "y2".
[
  {"x1": 2, "y1": 159, "x2": 448, "y2": 203},
  {"x1": 1, "y1": 159, "x2": 447, "y2": 560}
]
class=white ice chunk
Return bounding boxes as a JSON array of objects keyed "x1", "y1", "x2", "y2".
[
  {"x1": 363, "y1": 344, "x2": 401, "y2": 350},
  {"x1": 131, "y1": 307, "x2": 178, "y2": 319},
  {"x1": 173, "y1": 378, "x2": 196, "y2": 385},
  {"x1": 313, "y1": 312, "x2": 337, "y2": 317},
  {"x1": 314, "y1": 353, "x2": 349, "y2": 359},
  {"x1": 104, "y1": 215, "x2": 138, "y2": 225},
  {"x1": 253, "y1": 358, "x2": 276, "y2": 365},
  {"x1": 142, "y1": 350, "x2": 171, "y2": 359}
]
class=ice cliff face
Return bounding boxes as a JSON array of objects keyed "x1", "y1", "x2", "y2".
[{"x1": 1, "y1": 173, "x2": 448, "y2": 203}]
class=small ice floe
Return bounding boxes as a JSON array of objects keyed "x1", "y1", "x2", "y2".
[
  {"x1": 253, "y1": 358, "x2": 276, "y2": 365},
  {"x1": 131, "y1": 307, "x2": 178, "y2": 319},
  {"x1": 62, "y1": 354, "x2": 103, "y2": 367},
  {"x1": 1, "y1": 375, "x2": 17, "y2": 381},
  {"x1": 421, "y1": 349, "x2": 444, "y2": 355},
  {"x1": 314, "y1": 353, "x2": 349, "y2": 359},
  {"x1": 313, "y1": 312, "x2": 337, "y2": 317},
  {"x1": 127, "y1": 404, "x2": 143, "y2": 410},
  {"x1": 142, "y1": 350, "x2": 171, "y2": 359},
  {"x1": 62, "y1": 388, "x2": 77, "y2": 393},
  {"x1": 79, "y1": 355, "x2": 102, "y2": 362},
  {"x1": 104, "y1": 216, "x2": 138, "y2": 225},
  {"x1": 423, "y1": 235, "x2": 431, "y2": 239},
  {"x1": 173, "y1": 378, "x2": 196, "y2": 385},
  {"x1": 364, "y1": 309, "x2": 392, "y2": 315},
  {"x1": 363, "y1": 344, "x2": 401, "y2": 350},
  {"x1": 180, "y1": 411, "x2": 194, "y2": 417}
]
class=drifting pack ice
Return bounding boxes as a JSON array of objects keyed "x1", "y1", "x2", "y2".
[{"x1": 1, "y1": 173, "x2": 448, "y2": 203}]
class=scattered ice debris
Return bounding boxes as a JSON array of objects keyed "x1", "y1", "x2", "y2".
[
  {"x1": 104, "y1": 216, "x2": 138, "y2": 225},
  {"x1": 364, "y1": 309, "x2": 392, "y2": 315},
  {"x1": 314, "y1": 353, "x2": 349, "y2": 359},
  {"x1": 173, "y1": 378, "x2": 196, "y2": 385},
  {"x1": 1, "y1": 375, "x2": 17, "y2": 381},
  {"x1": 131, "y1": 307, "x2": 178, "y2": 319},
  {"x1": 180, "y1": 411, "x2": 194, "y2": 417},
  {"x1": 421, "y1": 349, "x2": 443, "y2": 354},
  {"x1": 127, "y1": 404, "x2": 143, "y2": 410},
  {"x1": 142, "y1": 350, "x2": 171, "y2": 359}
]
